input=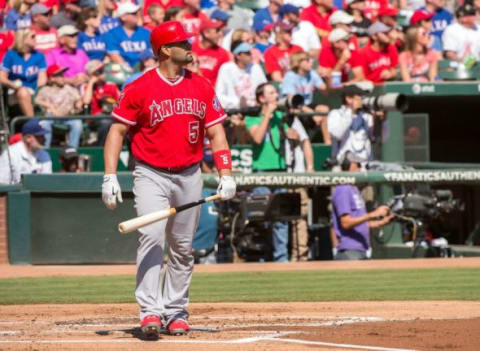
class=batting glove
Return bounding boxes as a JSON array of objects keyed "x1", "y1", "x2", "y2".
[
  {"x1": 217, "y1": 175, "x2": 236, "y2": 200},
  {"x1": 102, "y1": 174, "x2": 123, "y2": 210}
]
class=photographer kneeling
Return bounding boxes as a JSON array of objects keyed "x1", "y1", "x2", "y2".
[
  {"x1": 332, "y1": 152, "x2": 394, "y2": 260},
  {"x1": 244, "y1": 82, "x2": 300, "y2": 262}
]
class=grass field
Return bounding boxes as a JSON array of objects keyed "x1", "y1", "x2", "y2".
[{"x1": 1, "y1": 267, "x2": 479, "y2": 305}]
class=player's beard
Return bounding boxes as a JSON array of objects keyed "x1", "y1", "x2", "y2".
[{"x1": 172, "y1": 51, "x2": 194, "y2": 65}]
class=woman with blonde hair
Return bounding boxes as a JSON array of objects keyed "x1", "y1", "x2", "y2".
[
  {"x1": 399, "y1": 26, "x2": 438, "y2": 82},
  {"x1": 225, "y1": 28, "x2": 262, "y2": 64},
  {"x1": 97, "y1": 0, "x2": 120, "y2": 34},
  {"x1": 0, "y1": 28, "x2": 47, "y2": 116}
]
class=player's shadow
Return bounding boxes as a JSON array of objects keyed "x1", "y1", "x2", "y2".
[{"x1": 95, "y1": 327, "x2": 219, "y2": 341}]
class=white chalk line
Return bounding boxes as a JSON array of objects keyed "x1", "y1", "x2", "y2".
[{"x1": 265, "y1": 337, "x2": 416, "y2": 351}]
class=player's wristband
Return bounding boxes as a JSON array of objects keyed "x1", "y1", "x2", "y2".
[{"x1": 213, "y1": 149, "x2": 232, "y2": 170}]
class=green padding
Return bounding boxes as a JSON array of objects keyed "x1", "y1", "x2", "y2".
[
  {"x1": 383, "y1": 82, "x2": 480, "y2": 96},
  {"x1": 0, "y1": 185, "x2": 22, "y2": 192},
  {"x1": 7, "y1": 191, "x2": 31, "y2": 264},
  {"x1": 313, "y1": 144, "x2": 331, "y2": 170},
  {"x1": 30, "y1": 193, "x2": 138, "y2": 264},
  {"x1": 47, "y1": 147, "x2": 129, "y2": 172}
]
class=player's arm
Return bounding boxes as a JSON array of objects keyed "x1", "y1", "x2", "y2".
[
  {"x1": 104, "y1": 122, "x2": 129, "y2": 174},
  {"x1": 206, "y1": 123, "x2": 231, "y2": 177}
]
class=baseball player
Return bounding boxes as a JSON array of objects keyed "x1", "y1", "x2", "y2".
[{"x1": 102, "y1": 21, "x2": 236, "y2": 338}]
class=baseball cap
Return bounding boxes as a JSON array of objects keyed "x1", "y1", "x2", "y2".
[
  {"x1": 456, "y1": 3, "x2": 476, "y2": 18},
  {"x1": 85, "y1": 59, "x2": 104, "y2": 75},
  {"x1": 367, "y1": 21, "x2": 392, "y2": 36},
  {"x1": 116, "y1": 2, "x2": 140, "y2": 17},
  {"x1": 329, "y1": 10, "x2": 354, "y2": 25},
  {"x1": 343, "y1": 83, "x2": 368, "y2": 96},
  {"x1": 59, "y1": 146, "x2": 79, "y2": 159},
  {"x1": 410, "y1": 9, "x2": 434, "y2": 25},
  {"x1": 210, "y1": 9, "x2": 230, "y2": 22},
  {"x1": 58, "y1": 24, "x2": 79, "y2": 37},
  {"x1": 21, "y1": 119, "x2": 47, "y2": 136},
  {"x1": 328, "y1": 28, "x2": 350, "y2": 42},
  {"x1": 279, "y1": 4, "x2": 300, "y2": 17},
  {"x1": 232, "y1": 42, "x2": 252, "y2": 55},
  {"x1": 47, "y1": 64, "x2": 68, "y2": 77},
  {"x1": 200, "y1": 18, "x2": 224, "y2": 31},
  {"x1": 253, "y1": 21, "x2": 274, "y2": 33},
  {"x1": 275, "y1": 19, "x2": 295, "y2": 32},
  {"x1": 377, "y1": 6, "x2": 399, "y2": 18},
  {"x1": 30, "y1": 3, "x2": 51, "y2": 16},
  {"x1": 139, "y1": 49, "x2": 155, "y2": 61}
]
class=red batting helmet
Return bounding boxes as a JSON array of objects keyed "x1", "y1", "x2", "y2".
[{"x1": 150, "y1": 21, "x2": 193, "y2": 54}]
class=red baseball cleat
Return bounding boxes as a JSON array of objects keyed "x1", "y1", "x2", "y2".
[
  {"x1": 140, "y1": 315, "x2": 161, "y2": 338},
  {"x1": 168, "y1": 319, "x2": 190, "y2": 335}
]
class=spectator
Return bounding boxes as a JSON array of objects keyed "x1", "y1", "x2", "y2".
[
  {"x1": 286, "y1": 116, "x2": 313, "y2": 262},
  {"x1": 245, "y1": 82, "x2": 299, "y2": 262},
  {"x1": 143, "y1": 0, "x2": 182, "y2": 18},
  {"x1": 58, "y1": 146, "x2": 83, "y2": 172},
  {"x1": 104, "y1": 3, "x2": 151, "y2": 71},
  {"x1": 81, "y1": 59, "x2": 120, "y2": 146},
  {"x1": 442, "y1": 4, "x2": 480, "y2": 63},
  {"x1": 47, "y1": 25, "x2": 89, "y2": 86},
  {"x1": 327, "y1": 84, "x2": 373, "y2": 163},
  {"x1": 359, "y1": 22, "x2": 398, "y2": 83},
  {"x1": 30, "y1": 3, "x2": 59, "y2": 56},
  {"x1": 264, "y1": 20, "x2": 303, "y2": 82},
  {"x1": 191, "y1": 19, "x2": 230, "y2": 85},
  {"x1": 225, "y1": 28, "x2": 263, "y2": 64},
  {"x1": 324, "y1": 10, "x2": 359, "y2": 49},
  {"x1": 420, "y1": 0, "x2": 453, "y2": 52},
  {"x1": 216, "y1": 42, "x2": 267, "y2": 109},
  {"x1": 35, "y1": 64, "x2": 83, "y2": 148},
  {"x1": 410, "y1": 10, "x2": 436, "y2": 51},
  {"x1": 77, "y1": 7, "x2": 106, "y2": 61},
  {"x1": 51, "y1": 0, "x2": 81, "y2": 28},
  {"x1": 164, "y1": 6, "x2": 185, "y2": 21},
  {"x1": 362, "y1": 0, "x2": 387, "y2": 22},
  {"x1": 38, "y1": 0, "x2": 59, "y2": 13},
  {"x1": 279, "y1": 4, "x2": 321, "y2": 58},
  {"x1": 331, "y1": 151, "x2": 393, "y2": 260},
  {"x1": 122, "y1": 49, "x2": 158, "y2": 88},
  {"x1": 318, "y1": 28, "x2": 365, "y2": 88},
  {"x1": 207, "y1": 0, "x2": 254, "y2": 31},
  {"x1": 399, "y1": 26, "x2": 438, "y2": 82},
  {"x1": 345, "y1": 0, "x2": 371, "y2": 46},
  {"x1": 252, "y1": 22, "x2": 274, "y2": 55},
  {"x1": 144, "y1": 4, "x2": 165, "y2": 30},
  {"x1": 5, "y1": 0, "x2": 35, "y2": 31},
  {"x1": 0, "y1": 119, "x2": 52, "y2": 184},
  {"x1": 377, "y1": 6, "x2": 404, "y2": 49},
  {"x1": 300, "y1": 0, "x2": 336, "y2": 39},
  {"x1": 182, "y1": 0, "x2": 210, "y2": 36},
  {"x1": 282, "y1": 51, "x2": 330, "y2": 144},
  {"x1": 0, "y1": 28, "x2": 47, "y2": 116},
  {"x1": 252, "y1": 0, "x2": 283, "y2": 34},
  {"x1": 98, "y1": 0, "x2": 120, "y2": 34},
  {"x1": 0, "y1": 30, "x2": 14, "y2": 62}
]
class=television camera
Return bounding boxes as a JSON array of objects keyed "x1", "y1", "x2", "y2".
[
  {"x1": 387, "y1": 188, "x2": 464, "y2": 257},
  {"x1": 217, "y1": 191, "x2": 301, "y2": 262}
]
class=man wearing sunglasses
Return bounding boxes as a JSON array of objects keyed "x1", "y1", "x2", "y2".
[
  {"x1": 30, "y1": 3, "x2": 59, "y2": 56},
  {"x1": 103, "y1": 21, "x2": 236, "y2": 338}
]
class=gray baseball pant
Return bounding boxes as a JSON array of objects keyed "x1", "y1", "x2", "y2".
[{"x1": 133, "y1": 163, "x2": 202, "y2": 324}]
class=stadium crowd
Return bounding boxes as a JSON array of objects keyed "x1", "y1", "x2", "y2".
[{"x1": 0, "y1": 0, "x2": 478, "y2": 260}]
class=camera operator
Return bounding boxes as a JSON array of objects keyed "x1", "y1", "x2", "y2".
[
  {"x1": 244, "y1": 82, "x2": 300, "y2": 262},
  {"x1": 327, "y1": 84, "x2": 373, "y2": 164},
  {"x1": 332, "y1": 152, "x2": 394, "y2": 260},
  {"x1": 58, "y1": 146, "x2": 87, "y2": 173}
]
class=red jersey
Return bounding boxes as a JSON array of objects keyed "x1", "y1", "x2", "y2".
[
  {"x1": 321, "y1": 35, "x2": 359, "y2": 51},
  {"x1": 191, "y1": 40, "x2": 230, "y2": 86},
  {"x1": 319, "y1": 46, "x2": 362, "y2": 82},
  {"x1": 183, "y1": 11, "x2": 209, "y2": 36},
  {"x1": 264, "y1": 44, "x2": 303, "y2": 77},
  {"x1": 300, "y1": 5, "x2": 335, "y2": 32},
  {"x1": 359, "y1": 43, "x2": 398, "y2": 84},
  {"x1": 111, "y1": 68, "x2": 227, "y2": 169},
  {"x1": 83, "y1": 82, "x2": 120, "y2": 115},
  {"x1": 0, "y1": 31, "x2": 14, "y2": 62},
  {"x1": 364, "y1": 0, "x2": 388, "y2": 21},
  {"x1": 32, "y1": 26, "x2": 58, "y2": 55}
]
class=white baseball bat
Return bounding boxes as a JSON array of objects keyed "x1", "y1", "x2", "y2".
[{"x1": 118, "y1": 194, "x2": 221, "y2": 234}]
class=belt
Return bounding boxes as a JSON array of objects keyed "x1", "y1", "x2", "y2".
[{"x1": 136, "y1": 160, "x2": 200, "y2": 174}]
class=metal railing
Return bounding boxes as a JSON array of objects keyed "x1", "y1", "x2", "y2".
[{"x1": 9, "y1": 115, "x2": 112, "y2": 132}]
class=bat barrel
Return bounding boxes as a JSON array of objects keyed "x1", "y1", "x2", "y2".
[{"x1": 118, "y1": 208, "x2": 175, "y2": 234}]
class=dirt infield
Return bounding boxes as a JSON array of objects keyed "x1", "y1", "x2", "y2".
[{"x1": 1, "y1": 258, "x2": 480, "y2": 351}]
